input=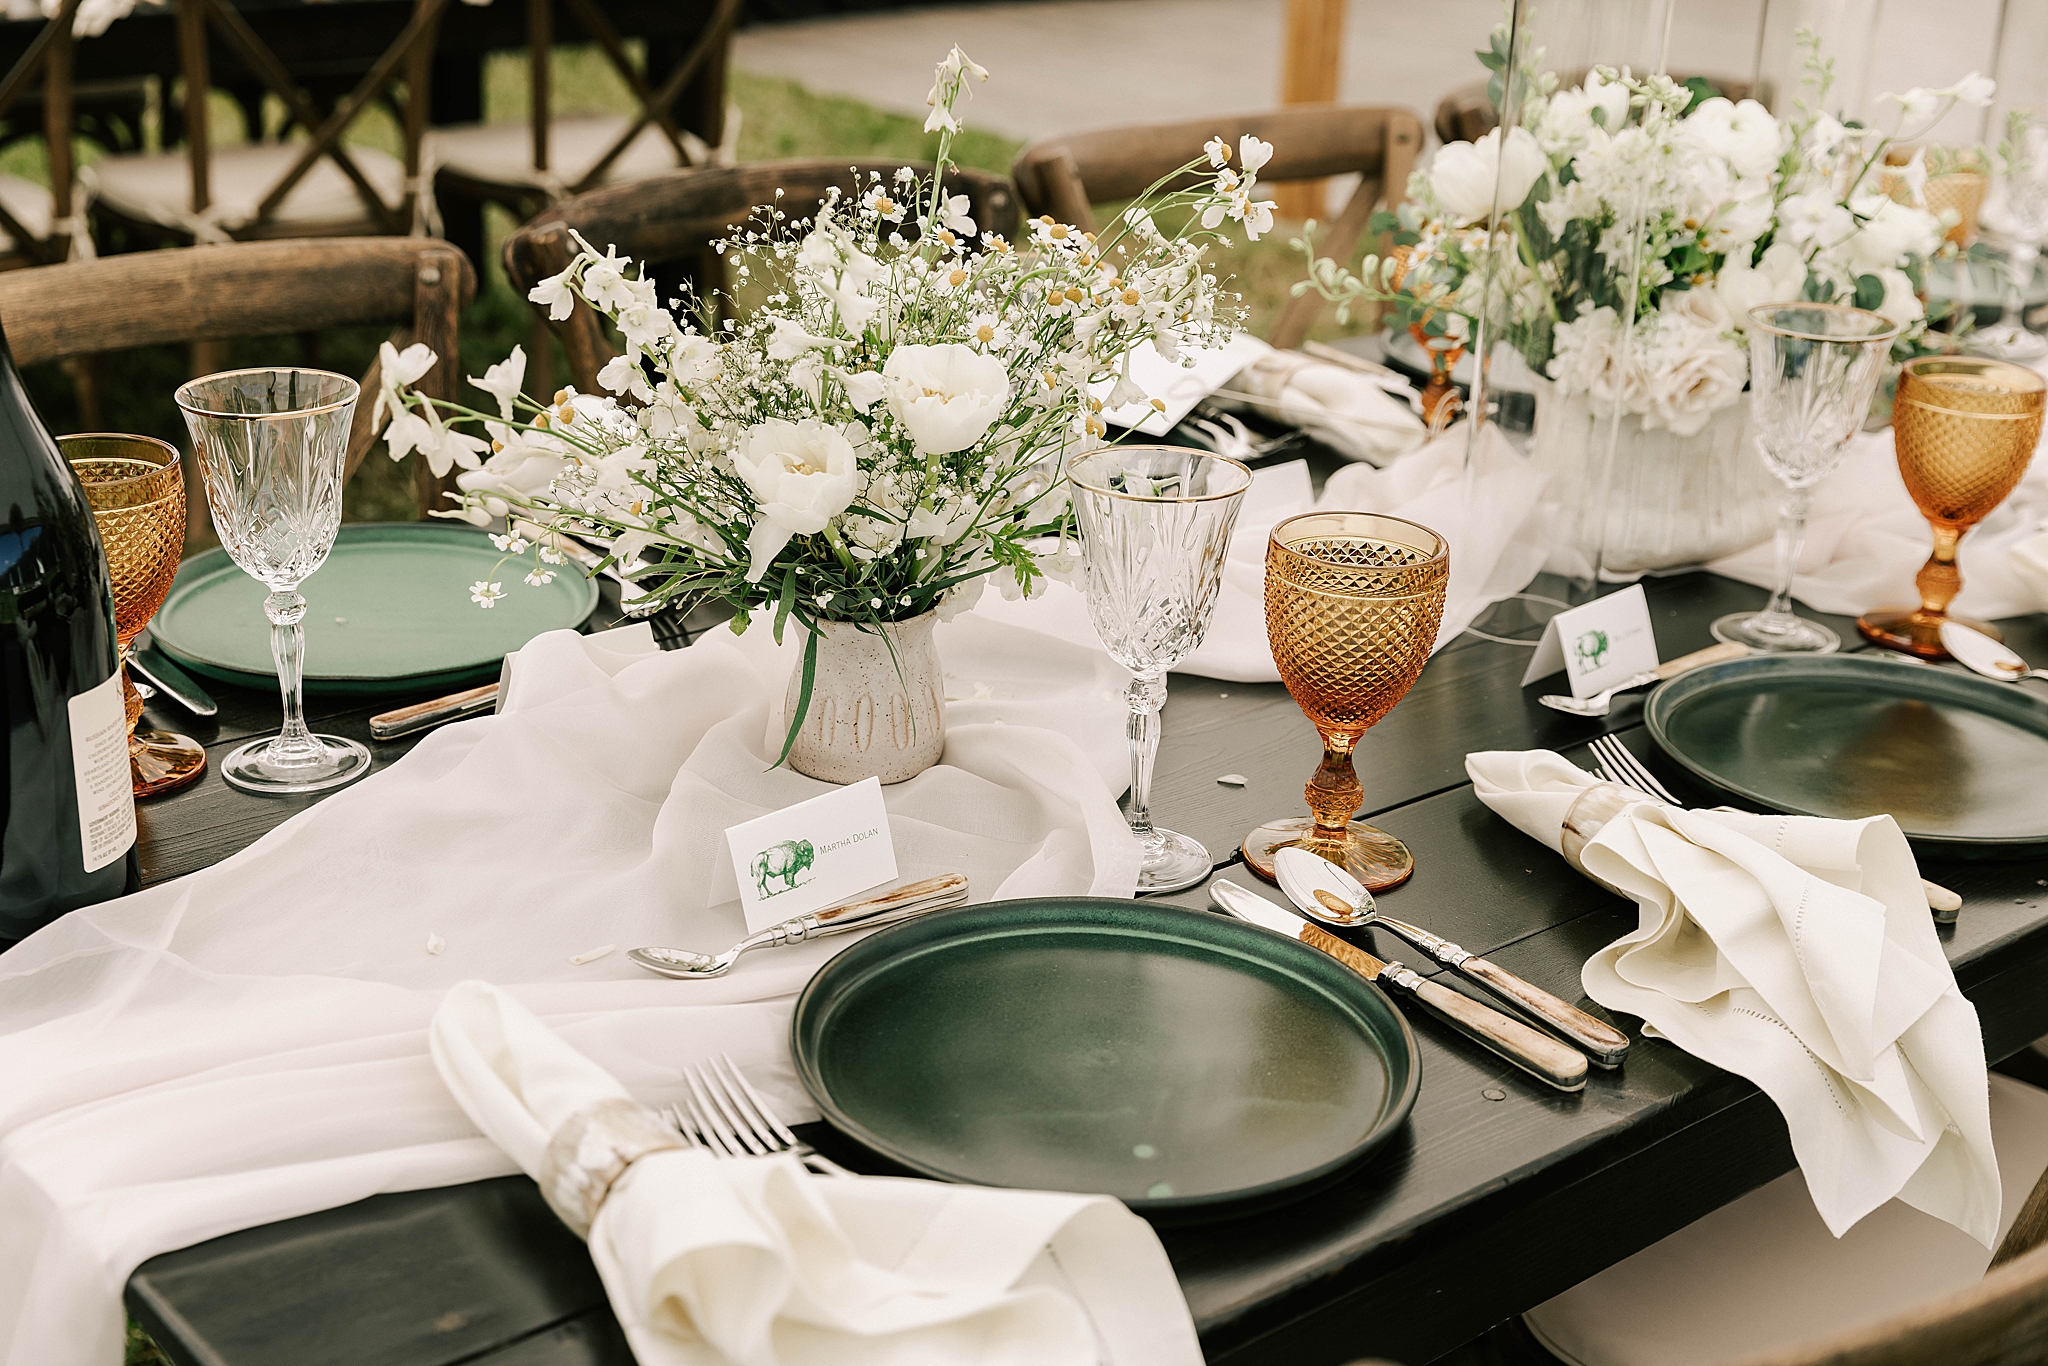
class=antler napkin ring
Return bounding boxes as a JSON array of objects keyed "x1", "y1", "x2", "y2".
[{"x1": 539, "y1": 1097, "x2": 685, "y2": 1237}]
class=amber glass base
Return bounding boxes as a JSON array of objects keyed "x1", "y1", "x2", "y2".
[
  {"x1": 1242, "y1": 817, "x2": 1414, "y2": 892},
  {"x1": 1855, "y1": 606, "x2": 2002, "y2": 660},
  {"x1": 133, "y1": 729, "x2": 207, "y2": 797}
]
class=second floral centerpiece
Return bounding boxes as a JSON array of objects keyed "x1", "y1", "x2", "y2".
[{"x1": 376, "y1": 47, "x2": 1274, "y2": 784}]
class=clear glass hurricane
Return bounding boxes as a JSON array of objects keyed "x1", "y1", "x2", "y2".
[
  {"x1": 1712, "y1": 304, "x2": 1901, "y2": 655},
  {"x1": 1977, "y1": 112, "x2": 2048, "y2": 361},
  {"x1": 1069, "y1": 446, "x2": 1252, "y2": 893},
  {"x1": 175, "y1": 368, "x2": 372, "y2": 795}
]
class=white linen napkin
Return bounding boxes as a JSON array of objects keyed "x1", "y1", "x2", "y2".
[
  {"x1": 976, "y1": 421, "x2": 1552, "y2": 682},
  {"x1": 432, "y1": 980, "x2": 1200, "y2": 1366},
  {"x1": 1225, "y1": 339, "x2": 1427, "y2": 466},
  {"x1": 0, "y1": 608, "x2": 1141, "y2": 1366},
  {"x1": 1465, "y1": 749, "x2": 2000, "y2": 1245}
]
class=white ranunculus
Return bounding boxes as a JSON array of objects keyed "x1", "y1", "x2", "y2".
[
  {"x1": 1545, "y1": 71, "x2": 1631, "y2": 147},
  {"x1": 1640, "y1": 312, "x2": 1748, "y2": 436},
  {"x1": 1835, "y1": 195, "x2": 1942, "y2": 275},
  {"x1": 1681, "y1": 97, "x2": 1784, "y2": 181},
  {"x1": 729, "y1": 418, "x2": 861, "y2": 581},
  {"x1": 1428, "y1": 127, "x2": 1547, "y2": 225},
  {"x1": 1714, "y1": 241, "x2": 1809, "y2": 327},
  {"x1": 1777, "y1": 191, "x2": 1856, "y2": 253},
  {"x1": 1872, "y1": 266, "x2": 1925, "y2": 327},
  {"x1": 882, "y1": 343, "x2": 1011, "y2": 454}
]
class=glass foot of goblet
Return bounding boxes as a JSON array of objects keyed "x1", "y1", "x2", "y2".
[
  {"x1": 1241, "y1": 818, "x2": 1415, "y2": 892},
  {"x1": 1134, "y1": 826, "x2": 1213, "y2": 894},
  {"x1": 1711, "y1": 609, "x2": 1839, "y2": 655},
  {"x1": 132, "y1": 730, "x2": 206, "y2": 798},
  {"x1": 222, "y1": 733, "x2": 372, "y2": 795},
  {"x1": 1968, "y1": 324, "x2": 2048, "y2": 361},
  {"x1": 1856, "y1": 606, "x2": 2000, "y2": 659}
]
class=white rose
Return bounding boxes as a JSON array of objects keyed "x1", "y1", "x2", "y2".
[
  {"x1": 882, "y1": 342, "x2": 1011, "y2": 454},
  {"x1": 729, "y1": 417, "x2": 861, "y2": 581},
  {"x1": 1640, "y1": 314, "x2": 1748, "y2": 436},
  {"x1": 1715, "y1": 241, "x2": 1809, "y2": 328},
  {"x1": 1428, "y1": 127, "x2": 1547, "y2": 225},
  {"x1": 1871, "y1": 266, "x2": 1925, "y2": 327},
  {"x1": 1682, "y1": 97, "x2": 1784, "y2": 182}
]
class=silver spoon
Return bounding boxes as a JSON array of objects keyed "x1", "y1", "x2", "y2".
[
  {"x1": 1273, "y1": 847, "x2": 1631, "y2": 1067},
  {"x1": 1539, "y1": 641, "x2": 1748, "y2": 718},
  {"x1": 1940, "y1": 619, "x2": 2048, "y2": 684},
  {"x1": 629, "y1": 874, "x2": 968, "y2": 979}
]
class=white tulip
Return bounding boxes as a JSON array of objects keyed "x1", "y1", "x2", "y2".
[
  {"x1": 882, "y1": 343, "x2": 1011, "y2": 454},
  {"x1": 1429, "y1": 127, "x2": 1547, "y2": 225},
  {"x1": 729, "y1": 418, "x2": 861, "y2": 581}
]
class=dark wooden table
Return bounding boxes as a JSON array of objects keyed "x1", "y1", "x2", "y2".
[{"x1": 111, "y1": 570, "x2": 2048, "y2": 1366}]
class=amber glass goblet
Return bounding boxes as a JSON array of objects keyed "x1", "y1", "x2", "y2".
[
  {"x1": 1857, "y1": 358, "x2": 2047, "y2": 658},
  {"x1": 1242, "y1": 512, "x2": 1448, "y2": 892},
  {"x1": 64, "y1": 433, "x2": 207, "y2": 797}
]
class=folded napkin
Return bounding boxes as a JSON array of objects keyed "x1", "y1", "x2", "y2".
[
  {"x1": 976, "y1": 420, "x2": 1551, "y2": 681},
  {"x1": 1225, "y1": 339, "x2": 1428, "y2": 466},
  {"x1": 1466, "y1": 750, "x2": 2000, "y2": 1244},
  {"x1": 432, "y1": 980, "x2": 1200, "y2": 1366},
  {"x1": 0, "y1": 608, "x2": 1140, "y2": 1366}
]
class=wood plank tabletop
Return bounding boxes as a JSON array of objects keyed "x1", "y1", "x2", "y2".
[{"x1": 114, "y1": 568, "x2": 2048, "y2": 1366}]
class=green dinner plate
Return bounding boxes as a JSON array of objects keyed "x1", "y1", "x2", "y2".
[
  {"x1": 152, "y1": 522, "x2": 599, "y2": 697},
  {"x1": 1645, "y1": 653, "x2": 2048, "y2": 857},
  {"x1": 792, "y1": 898, "x2": 1420, "y2": 1219}
]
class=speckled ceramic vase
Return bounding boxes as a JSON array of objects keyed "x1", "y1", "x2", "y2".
[{"x1": 783, "y1": 612, "x2": 945, "y2": 784}]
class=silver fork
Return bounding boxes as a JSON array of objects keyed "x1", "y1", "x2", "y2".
[
  {"x1": 668, "y1": 1054, "x2": 853, "y2": 1178},
  {"x1": 1583, "y1": 733, "x2": 1963, "y2": 920}
]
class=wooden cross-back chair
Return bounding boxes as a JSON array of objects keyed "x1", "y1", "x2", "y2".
[
  {"x1": 1011, "y1": 105, "x2": 1423, "y2": 351},
  {"x1": 434, "y1": 0, "x2": 742, "y2": 269},
  {"x1": 0, "y1": 237, "x2": 474, "y2": 524},
  {"x1": 87, "y1": 0, "x2": 450, "y2": 248},
  {"x1": 500, "y1": 159, "x2": 1019, "y2": 397},
  {"x1": 1432, "y1": 74, "x2": 1757, "y2": 146},
  {"x1": 0, "y1": 0, "x2": 97, "y2": 269}
]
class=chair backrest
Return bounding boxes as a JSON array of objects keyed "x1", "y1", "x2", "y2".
[
  {"x1": 172, "y1": 0, "x2": 446, "y2": 238},
  {"x1": 1432, "y1": 74, "x2": 1757, "y2": 147},
  {"x1": 501, "y1": 159, "x2": 1020, "y2": 394},
  {"x1": 0, "y1": 237, "x2": 476, "y2": 515},
  {"x1": 521, "y1": 0, "x2": 740, "y2": 193},
  {"x1": 1012, "y1": 104, "x2": 1423, "y2": 350}
]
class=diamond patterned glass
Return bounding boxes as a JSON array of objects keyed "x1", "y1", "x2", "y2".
[
  {"x1": 1858, "y1": 357, "x2": 2047, "y2": 657},
  {"x1": 66, "y1": 434, "x2": 207, "y2": 797},
  {"x1": 1244, "y1": 512, "x2": 1448, "y2": 892},
  {"x1": 176, "y1": 368, "x2": 371, "y2": 795},
  {"x1": 1070, "y1": 446, "x2": 1251, "y2": 894}
]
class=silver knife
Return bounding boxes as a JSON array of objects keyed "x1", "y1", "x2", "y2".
[
  {"x1": 130, "y1": 631, "x2": 218, "y2": 717},
  {"x1": 1210, "y1": 878, "x2": 1588, "y2": 1093}
]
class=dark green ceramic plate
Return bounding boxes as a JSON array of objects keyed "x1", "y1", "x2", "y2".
[
  {"x1": 152, "y1": 522, "x2": 599, "y2": 697},
  {"x1": 792, "y1": 898, "x2": 1419, "y2": 1218},
  {"x1": 1645, "y1": 654, "x2": 2048, "y2": 857}
]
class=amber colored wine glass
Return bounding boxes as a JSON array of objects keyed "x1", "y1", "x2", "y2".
[
  {"x1": 1242, "y1": 511, "x2": 1449, "y2": 892},
  {"x1": 64, "y1": 433, "x2": 207, "y2": 797},
  {"x1": 1857, "y1": 358, "x2": 2047, "y2": 658}
]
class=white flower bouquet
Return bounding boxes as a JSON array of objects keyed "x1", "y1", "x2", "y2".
[
  {"x1": 375, "y1": 47, "x2": 1274, "y2": 760},
  {"x1": 1300, "y1": 25, "x2": 1992, "y2": 437}
]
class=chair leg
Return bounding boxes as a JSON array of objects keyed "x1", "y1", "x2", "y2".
[
  {"x1": 60, "y1": 356, "x2": 102, "y2": 431},
  {"x1": 528, "y1": 309, "x2": 552, "y2": 401}
]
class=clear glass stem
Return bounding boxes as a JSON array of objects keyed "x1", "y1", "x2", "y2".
[
  {"x1": 1761, "y1": 484, "x2": 1812, "y2": 625},
  {"x1": 1124, "y1": 673, "x2": 1166, "y2": 840},
  {"x1": 2003, "y1": 237, "x2": 2041, "y2": 332},
  {"x1": 264, "y1": 588, "x2": 321, "y2": 768}
]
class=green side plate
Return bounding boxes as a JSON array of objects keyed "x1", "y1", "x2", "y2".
[
  {"x1": 152, "y1": 522, "x2": 599, "y2": 698},
  {"x1": 1646, "y1": 653, "x2": 2048, "y2": 857},
  {"x1": 791, "y1": 898, "x2": 1420, "y2": 1219}
]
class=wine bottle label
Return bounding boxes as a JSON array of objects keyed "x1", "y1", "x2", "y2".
[{"x1": 68, "y1": 671, "x2": 137, "y2": 873}]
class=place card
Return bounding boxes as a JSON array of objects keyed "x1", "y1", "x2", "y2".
[
  {"x1": 1520, "y1": 584, "x2": 1659, "y2": 697},
  {"x1": 724, "y1": 777, "x2": 899, "y2": 932}
]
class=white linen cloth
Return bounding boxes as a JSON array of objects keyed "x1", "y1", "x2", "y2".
[
  {"x1": 1706, "y1": 419, "x2": 2048, "y2": 621},
  {"x1": 1224, "y1": 339, "x2": 1428, "y2": 466},
  {"x1": 432, "y1": 980, "x2": 1200, "y2": 1366},
  {"x1": 0, "y1": 610, "x2": 1140, "y2": 1366},
  {"x1": 979, "y1": 421, "x2": 1551, "y2": 682},
  {"x1": 1465, "y1": 749, "x2": 1999, "y2": 1245}
]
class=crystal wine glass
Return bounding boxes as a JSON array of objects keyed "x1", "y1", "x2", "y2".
[
  {"x1": 1710, "y1": 304, "x2": 1900, "y2": 656},
  {"x1": 174, "y1": 368, "x2": 370, "y2": 795},
  {"x1": 1977, "y1": 112, "x2": 2048, "y2": 360},
  {"x1": 64, "y1": 433, "x2": 207, "y2": 797},
  {"x1": 1242, "y1": 512, "x2": 1448, "y2": 892},
  {"x1": 1857, "y1": 357, "x2": 2046, "y2": 657},
  {"x1": 1069, "y1": 446, "x2": 1252, "y2": 893}
]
